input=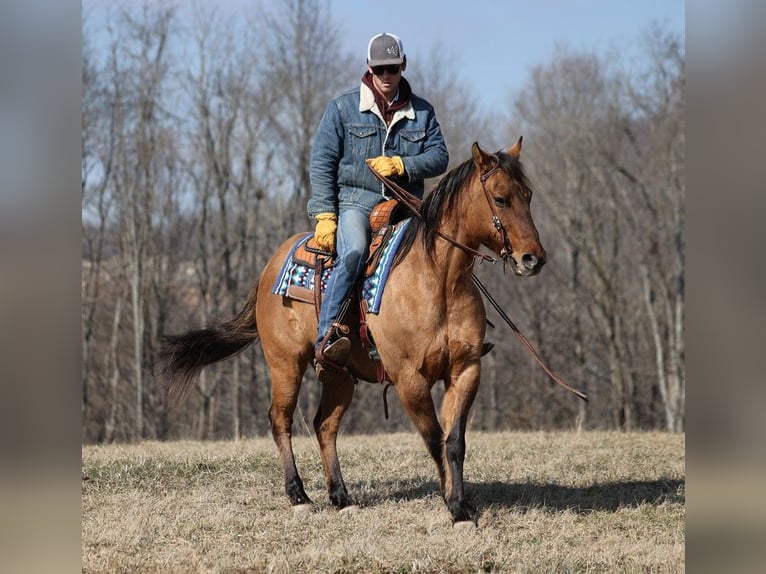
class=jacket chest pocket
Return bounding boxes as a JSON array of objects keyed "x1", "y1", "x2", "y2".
[
  {"x1": 348, "y1": 125, "x2": 379, "y2": 159},
  {"x1": 392, "y1": 128, "x2": 426, "y2": 155}
]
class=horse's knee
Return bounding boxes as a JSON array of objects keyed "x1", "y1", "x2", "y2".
[
  {"x1": 314, "y1": 414, "x2": 341, "y2": 447},
  {"x1": 269, "y1": 406, "x2": 292, "y2": 439}
]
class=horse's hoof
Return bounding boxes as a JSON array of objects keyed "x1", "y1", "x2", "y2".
[
  {"x1": 338, "y1": 504, "x2": 360, "y2": 515},
  {"x1": 292, "y1": 503, "x2": 313, "y2": 515},
  {"x1": 453, "y1": 519, "x2": 477, "y2": 531}
]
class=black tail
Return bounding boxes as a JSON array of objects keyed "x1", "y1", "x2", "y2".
[{"x1": 160, "y1": 282, "x2": 259, "y2": 404}]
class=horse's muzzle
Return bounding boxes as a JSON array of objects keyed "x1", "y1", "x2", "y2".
[{"x1": 511, "y1": 251, "x2": 546, "y2": 276}]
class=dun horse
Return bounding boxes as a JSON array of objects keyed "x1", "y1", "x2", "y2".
[{"x1": 161, "y1": 140, "x2": 546, "y2": 525}]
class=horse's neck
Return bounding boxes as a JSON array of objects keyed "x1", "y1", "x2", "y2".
[{"x1": 412, "y1": 218, "x2": 478, "y2": 291}]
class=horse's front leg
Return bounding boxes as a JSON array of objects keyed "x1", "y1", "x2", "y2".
[
  {"x1": 395, "y1": 374, "x2": 446, "y2": 493},
  {"x1": 313, "y1": 371, "x2": 356, "y2": 509},
  {"x1": 440, "y1": 359, "x2": 481, "y2": 524}
]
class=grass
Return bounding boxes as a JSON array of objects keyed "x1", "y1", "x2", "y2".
[{"x1": 82, "y1": 431, "x2": 684, "y2": 573}]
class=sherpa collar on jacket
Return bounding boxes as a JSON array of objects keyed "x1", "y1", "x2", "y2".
[{"x1": 359, "y1": 81, "x2": 415, "y2": 126}]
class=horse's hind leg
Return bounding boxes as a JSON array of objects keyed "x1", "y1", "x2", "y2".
[
  {"x1": 313, "y1": 373, "x2": 355, "y2": 509},
  {"x1": 268, "y1": 364, "x2": 312, "y2": 507}
]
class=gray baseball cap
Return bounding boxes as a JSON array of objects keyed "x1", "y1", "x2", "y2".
[{"x1": 367, "y1": 33, "x2": 405, "y2": 66}]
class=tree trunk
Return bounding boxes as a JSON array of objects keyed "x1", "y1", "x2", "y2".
[
  {"x1": 232, "y1": 358, "x2": 241, "y2": 440},
  {"x1": 105, "y1": 292, "x2": 124, "y2": 443}
]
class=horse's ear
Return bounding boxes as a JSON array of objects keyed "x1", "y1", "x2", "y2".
[
  {"x1": 507, "y1": 136, "x2": 523, "y2": 159},
  {"x1": 471, "y1": 141, "x2": 493, "y2": 169}
]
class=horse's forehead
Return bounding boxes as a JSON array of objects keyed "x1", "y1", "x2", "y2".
[{"x1": 485, "y1": 166, "x2": 527, "y2": 196}]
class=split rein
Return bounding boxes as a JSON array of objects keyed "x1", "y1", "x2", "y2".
[{"x1": 369, "y1": 162, "x2": 588, "y2": 402}]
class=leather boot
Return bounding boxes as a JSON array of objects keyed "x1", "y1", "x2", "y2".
[{"x1": 315, "y1": 324, "x2": 351, "y2": 367}]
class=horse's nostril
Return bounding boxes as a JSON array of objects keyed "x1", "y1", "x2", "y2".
[{"x1": 521, "y1": 254, "x2": 538, "y2": 270}]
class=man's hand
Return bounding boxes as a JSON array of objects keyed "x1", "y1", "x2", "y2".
[
  {"x1": 314, "y1": 213, "x2": 337, "y2": 251},
  {"x1": 366, "y1": 155, "x2": 405, "y2": 177}
]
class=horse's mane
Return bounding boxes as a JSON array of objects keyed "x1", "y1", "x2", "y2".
[{"x1": 392, "y1": 151, "x2": 531, "y2": 266}]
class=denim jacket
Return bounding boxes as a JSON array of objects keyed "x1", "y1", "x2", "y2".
[{"x1": 307, "y1": 82, "x2": 449, "y2": 218}]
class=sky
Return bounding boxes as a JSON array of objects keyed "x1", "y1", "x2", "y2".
[
  {"x1": 330, "y1": 0, "x2": 685, "y2": 109},
  {"x1": 83, "y1": 0, "x2": 685, "y2": 111}
]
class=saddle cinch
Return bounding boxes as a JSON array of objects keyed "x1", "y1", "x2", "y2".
[{"x1": 286, "y1": 199, "x2": 409, "y2": 310}]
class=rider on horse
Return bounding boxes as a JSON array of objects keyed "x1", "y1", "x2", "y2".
[{"x1": 307, "y1": 33, "x2": 449, "y2": 374}]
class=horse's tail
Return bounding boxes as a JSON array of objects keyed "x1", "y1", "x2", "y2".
[{"x1": 160, "y1": 281, "x2": 260, "y2": 404}]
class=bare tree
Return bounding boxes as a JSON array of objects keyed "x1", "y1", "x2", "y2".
[
  {"x1": 250, "y1": 0, "x2": 356, "y2": 230},
  {"x1": 622, "y1": 24, "x2": 685, "y2": 431},
  {"x1": 106, "y1": 3, "x2": 177, "y2": 439},
  {"x1": 82, "y1": 22, "x2": 114, "y2": 438},
  {"x1": 179, "y1": 5, "x2": 274, "y2": 438},
  {"x1": 509, "y1": 32, "x2": 684, "y2": 431},
  {"x1": 405, "y1": 43, "x2": 496, "y2": 169}
]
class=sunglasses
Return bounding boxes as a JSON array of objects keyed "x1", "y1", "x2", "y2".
[{"x1": 371, "y1": 64, "x2": 401, "y2": 76}]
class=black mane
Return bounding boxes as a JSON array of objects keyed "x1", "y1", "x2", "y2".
[{"x1": 392, "y1": 151, "x2": 531, "y2": 265}]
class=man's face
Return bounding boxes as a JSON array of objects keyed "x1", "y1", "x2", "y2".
[{"x1": 369, "y1": 64, "x2": 402, "y2": 99}]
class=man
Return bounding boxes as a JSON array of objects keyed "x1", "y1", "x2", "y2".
[{"x1": 308, "y1": 32, "x2": 449, "y2": 372}]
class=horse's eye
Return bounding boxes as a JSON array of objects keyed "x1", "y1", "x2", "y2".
[{"x1": 494, "y1": 197, "x2": 508, "y2": 208}]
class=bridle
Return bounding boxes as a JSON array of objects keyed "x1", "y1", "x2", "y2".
[
  {"x1": 478, "y1": 156, "x2": 514, "y2": 260},
  {"x1": 370, "y1": 155, "x2": 513, "y2": 265}
]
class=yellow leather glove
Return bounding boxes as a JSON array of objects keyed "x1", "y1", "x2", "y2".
[
  {"x1": 314, "y1": 213, "x2": 337, "y2": 251},
  {"x1": 366, "y1": 155, "x2": 405, "y2": 177}
]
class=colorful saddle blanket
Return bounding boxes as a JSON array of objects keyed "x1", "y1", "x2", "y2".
[{"x1": 272, "y1": 218, "x2": 412, "y2": 314}]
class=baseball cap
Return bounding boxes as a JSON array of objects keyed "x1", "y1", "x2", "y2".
[{"x1": 367, "y1": 33, "x2": 405, "y2": 66}]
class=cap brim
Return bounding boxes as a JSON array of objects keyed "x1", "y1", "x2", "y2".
[{"x1": 368, "y1": 57, "x2": 404, "y2": 66}]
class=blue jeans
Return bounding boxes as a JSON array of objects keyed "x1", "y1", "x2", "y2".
[{"x1": 315, "y1": 207, "x2": 372, "y2": 349}]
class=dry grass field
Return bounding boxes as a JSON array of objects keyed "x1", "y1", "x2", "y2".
[{"x1": 82, "y1": 431, "x2": 684, "y2": 573}]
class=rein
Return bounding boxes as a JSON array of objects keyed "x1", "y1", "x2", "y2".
[
  {"x1": 371, "y1": 159, "x2": 507, "y2": 264},
  {"x1": 368, "y1": 163, "x2": 588, "y2": 402}
]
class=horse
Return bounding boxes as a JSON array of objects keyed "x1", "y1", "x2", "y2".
[{"x1": 160, "y1": 139, "x2": 547, "y2": 525}]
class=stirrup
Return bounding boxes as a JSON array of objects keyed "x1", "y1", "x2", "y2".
[{"x1": 480, "y1": 341, "x2": 495, "y2": 357}]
